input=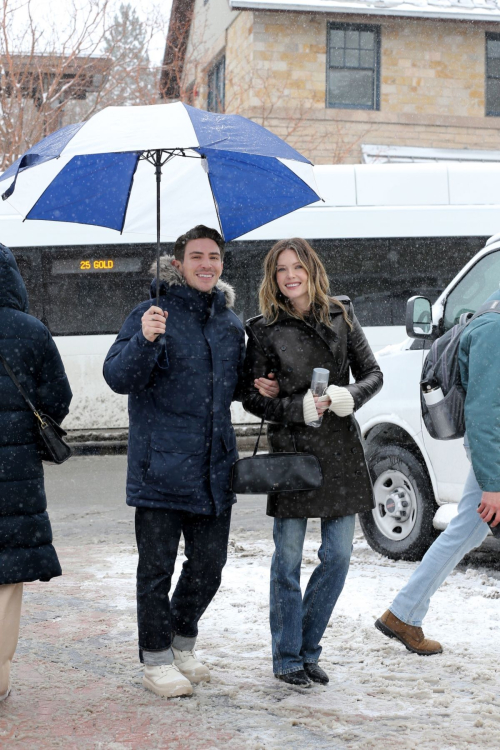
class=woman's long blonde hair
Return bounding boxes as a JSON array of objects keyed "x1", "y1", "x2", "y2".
[{"x1": 259, "y1": 238, "x2": 352, "y2": 329}]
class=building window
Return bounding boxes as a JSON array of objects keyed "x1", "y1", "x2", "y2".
[
  {"x1": 327, "y1": 23, "x2": 380, "y2": 110},
  {"x1": 486, "y1": 33, "x2": 500, "y2": 116},
  {"x1": 207, "y1": 56, "x2": 225, "y2": 113}
]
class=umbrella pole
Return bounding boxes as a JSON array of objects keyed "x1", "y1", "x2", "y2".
[{"x1": 155, "y1": 149, "x2": 161, "y2": 308}]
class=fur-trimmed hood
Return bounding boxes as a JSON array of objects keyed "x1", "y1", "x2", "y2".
[{"x1": 149, "y1": 255, "x2": 235, "y2": 309}]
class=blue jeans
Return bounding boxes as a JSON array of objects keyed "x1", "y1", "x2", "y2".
[
  {"x1": 390, "y1": 464, "x2": 488, "y2": 627},
  {"x1": 270, "y1": 515, "x2": 355, "y2": 675}
]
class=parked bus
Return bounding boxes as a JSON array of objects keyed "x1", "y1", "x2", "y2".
[{"x1": 1, "y1": 161, "x2": 499, "y2": 432}]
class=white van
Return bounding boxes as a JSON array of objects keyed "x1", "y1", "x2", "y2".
[{"x1": 356, "y1": 233, "x2": 500, "y2": 561}]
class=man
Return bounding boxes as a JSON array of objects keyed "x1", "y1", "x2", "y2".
[
  {"x1": 104, "y1": 225, "x2": 278, "y2": 698},
  {"x1": 376, "y1": 290, "x2": 500, "y2": 655}
]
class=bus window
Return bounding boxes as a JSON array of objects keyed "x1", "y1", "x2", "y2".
[
  {"x1": 41, "y1": 245, "x2": 157, "y2": 336},
  {"x1": 11, "y1": 247, "x2": 44, "y2": 321},
  {"x1": 224, "y1": 237, "x2": 487, "y2": 328}
]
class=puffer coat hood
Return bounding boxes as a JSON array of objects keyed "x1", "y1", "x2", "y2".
[
  {"x1": 242, "y1": 299, "x2": 383, "y2": 518},
  {"x1": 0, "y1": 243, "x2": 72, "y2": 585},
  {"x1": 0, "y1": 243, "x2": 28, "y2": 313},
  {"x1": 104, "y1": 262, "x2": 245, "y2": 516}
]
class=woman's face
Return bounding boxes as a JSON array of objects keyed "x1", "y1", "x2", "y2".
[{"x1": 276, "y1": 249, "x2": 310, "y2": 309}]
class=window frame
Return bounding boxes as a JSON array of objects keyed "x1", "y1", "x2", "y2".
[
  {"x1": 326, "y1": 22, "x2": 381, "y2": 111},
  {"x1": 207, "y1": 55, "x2": 225, "y2": 113},
  {"x1": 486, "y1": 32, "x2": 500, "y2": 117}
]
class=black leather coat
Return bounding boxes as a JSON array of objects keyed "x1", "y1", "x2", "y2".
[{"x1": 242, "y1": 299, "x2": 383, "y2": 518}]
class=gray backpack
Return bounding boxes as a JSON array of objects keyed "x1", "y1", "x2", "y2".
[{"x1": 420, "y1": 300, "x2": 500, "y2": 440}]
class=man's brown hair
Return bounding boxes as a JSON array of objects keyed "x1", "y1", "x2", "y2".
[{"x1": 173, "y1": 225, "x2": 225, "y2": 262}]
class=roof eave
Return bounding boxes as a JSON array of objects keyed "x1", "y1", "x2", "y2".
[{"x1": 229, "y1": 0, "x2": 500, "y2": 22}]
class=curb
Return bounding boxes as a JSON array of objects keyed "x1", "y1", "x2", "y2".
[{"x1": 66, "y1": 425, "x2": 268, "y2": 456}]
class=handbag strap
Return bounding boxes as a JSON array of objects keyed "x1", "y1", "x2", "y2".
[
  {"x1": 252, "y1": 417, "x2": 298, "y2": 456},
  {"x1": 252, "y1": 418, "x2": 265, "y2": 456},
  {"x1": 0, "y1": 352, "x2": 46, "y2": 427}
]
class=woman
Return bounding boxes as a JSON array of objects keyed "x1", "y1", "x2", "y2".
[
  {"x1": 242, "y1": 238, "x2": 382, "y2": 687},
  {"x1": 0, "y1": 244, "x2": 72, "y2": 701}
]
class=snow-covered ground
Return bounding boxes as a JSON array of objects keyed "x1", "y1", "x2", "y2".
[{"x1": 80, "y1": 524, "x2": 500, "y2": 749}]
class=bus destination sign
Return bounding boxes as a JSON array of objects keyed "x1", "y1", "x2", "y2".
[{"x1": 52, "y1": 257, "x2": 142, "y2": 275}]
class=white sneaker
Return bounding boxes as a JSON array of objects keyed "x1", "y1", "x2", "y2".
[
  {"x1": 173, "y1": 647, "x2": 210, "y2": 684},
  {"x1": 143, "y1": 664, "x2": 193, "y2": 698},
  {"x1": 0, "y1": 685, "x2": 10, "y2": 702}
]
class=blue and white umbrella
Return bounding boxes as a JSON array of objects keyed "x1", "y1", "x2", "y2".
[{"x1": 0, "y1": 102, "x2": 321, "y2": 303}]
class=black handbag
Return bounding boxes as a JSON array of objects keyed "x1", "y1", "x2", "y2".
[
  {"x1": 231, "y1": 417, "x2": 323, "y2": 494},
  {"x1": 0, "y1": 352, "x2": 72, "y2": 465}
]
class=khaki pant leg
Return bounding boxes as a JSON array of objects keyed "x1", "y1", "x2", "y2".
[{"x1": 0, "y1": 583, "x2": 23, "y2": 696}]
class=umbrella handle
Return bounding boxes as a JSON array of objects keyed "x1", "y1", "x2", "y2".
[{"x1": 155, "y1": 149, "x2": 162, "y2": 309}]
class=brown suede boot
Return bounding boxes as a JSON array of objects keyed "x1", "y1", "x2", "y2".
[{"x1": 375, "y1": 610, "x2": 443, "y2": 656}]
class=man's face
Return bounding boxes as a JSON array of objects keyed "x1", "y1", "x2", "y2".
[{"x1": 173, "y1": 238, "x2": 223, "y2": 293}]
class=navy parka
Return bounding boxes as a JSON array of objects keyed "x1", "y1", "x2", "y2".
[
  {"x1": 0, "y1": 244, "x2": 72, "y2": 585},
  {"x1": 103, "y1": 257, "x2": 245, "y2": 516}
]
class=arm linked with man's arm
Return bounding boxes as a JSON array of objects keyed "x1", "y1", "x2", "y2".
[
  {"x1": 103, "y1": 306, "x2": 165, "y2": 395},
  {"x1": 241, "y1": 329, "x2": 304, "y2": 423}
]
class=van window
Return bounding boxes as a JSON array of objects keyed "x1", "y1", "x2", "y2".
[{"x1": 443, "y1": 249, "x2": 500, "y2": 330}]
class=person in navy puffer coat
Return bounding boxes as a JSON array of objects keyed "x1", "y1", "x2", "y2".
[
  {"x1": 104, "y1": 225, "x2": 278, "y2": 699},
  {"x1": 0, "y1": 243, "x2": 72, "y2": 702}
]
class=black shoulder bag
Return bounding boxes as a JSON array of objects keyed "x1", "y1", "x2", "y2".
[
  {"x1": 0, "y1": 353, "x2": 72, "y2": 465},
  {"x1": 231, "y1": 417, "x2": 323, "y2": 494}
]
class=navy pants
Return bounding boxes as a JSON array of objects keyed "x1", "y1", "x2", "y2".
[{"x1": 135, "y1": 506, "x2": 231, "y2": 663}]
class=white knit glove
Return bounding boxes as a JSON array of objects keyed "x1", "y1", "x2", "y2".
[
  {"x1": 303, "y1": 390, "x2": 331, "y2": 425},
  {"x1": 326, "y1": 385, "x2": 355, "y2": 417},
  {"x1": 303, "y1": 389, "x2": 318, "y2": 425}
]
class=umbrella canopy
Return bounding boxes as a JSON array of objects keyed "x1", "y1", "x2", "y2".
[{"x1": 0, "y1": 102, "x2": 320, "y2": 242}]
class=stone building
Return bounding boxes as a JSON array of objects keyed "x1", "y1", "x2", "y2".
[{"x1": 160, "y1": 0, "x2": 500, "y2": 163}]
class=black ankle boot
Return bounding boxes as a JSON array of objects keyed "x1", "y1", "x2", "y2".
[
  {"x1": 304, "y1": 663, "x2": 329, "y2": 684},
  {"x1": 275, "y1": 669, "x2": 311, "y2": 686}
]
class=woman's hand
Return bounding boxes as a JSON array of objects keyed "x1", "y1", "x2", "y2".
[
  {"x1": 254, "y1": 372, "x2": 279, "y2": 398},
  {"x1": 313, "y1": 394, "x2": 331, "y2": 416},
  {"x1": 142, "y1": 305, "x2": 168, "y2": 342}
]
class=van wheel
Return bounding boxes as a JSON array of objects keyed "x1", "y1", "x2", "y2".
[{"x1": 359, "y1": 444, "x2": 439, "y2": 561}]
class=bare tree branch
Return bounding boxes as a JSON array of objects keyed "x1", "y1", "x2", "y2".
[{"x1": 0, "y1": 0, "x2": 166, "y2": 170}]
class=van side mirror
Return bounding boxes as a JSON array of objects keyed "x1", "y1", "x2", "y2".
[{"x1": 406, "y1": 296, "x2": 436, "y2": 339}]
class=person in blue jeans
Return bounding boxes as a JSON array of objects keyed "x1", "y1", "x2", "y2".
[
  {"x1": 376, "y1": 290, "x2": 500, "y2": 655},
  {"x1": 242, "y1": 239, "x2": 382, "y2": 686}
]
